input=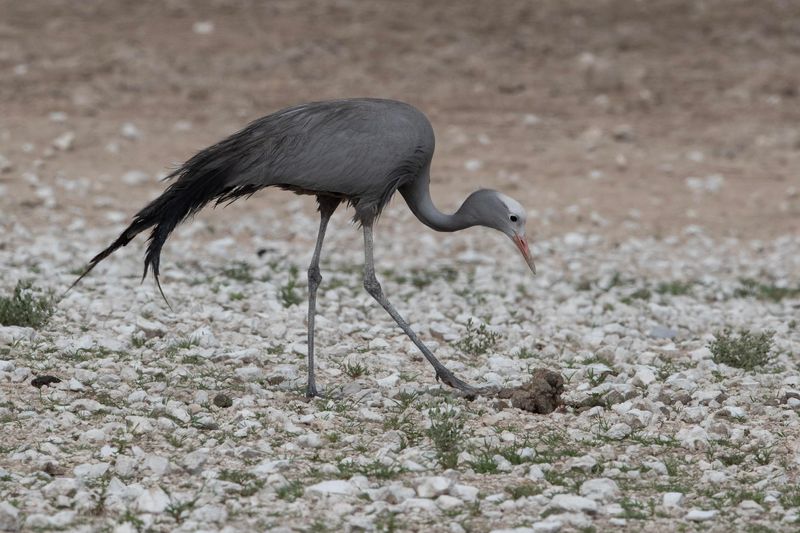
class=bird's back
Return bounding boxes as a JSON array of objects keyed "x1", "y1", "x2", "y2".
[{"x1": 225, "y1": 98, "x2": 435, "y2": 220}]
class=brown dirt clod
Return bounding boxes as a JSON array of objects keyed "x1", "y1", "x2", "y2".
[{"x1": 494, "y1": 368, "x2": 565, "y2": 414}]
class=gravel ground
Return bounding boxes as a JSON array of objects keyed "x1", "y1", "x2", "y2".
[{"x1": 1, "y1": 202, "x2": 799, "y2": 532}]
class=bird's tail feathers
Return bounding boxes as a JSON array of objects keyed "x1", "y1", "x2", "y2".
[{"x1": 68, "y1": 129, "x2": 270, "y2": 304}]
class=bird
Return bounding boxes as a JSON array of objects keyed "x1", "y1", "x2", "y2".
[{"x1": 70, "y1": 98, "x2": 535, "y2": 398}]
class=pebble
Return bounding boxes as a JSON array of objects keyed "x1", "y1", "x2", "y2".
[
  {"x1": 416, "y1": 476, "x2": 452, "y2": 498},
  {"x1": 548, "y1": 494, "x2": 598, "y2": 514},
  {"x1": 579, "y1": 478, "x2": 619, "y2": 502},
  {"x1": 532, "y1": 520, "x2": 563, "y2": 533},
  {"x1": 685, "y1": 509, "x2": 717, "y2": 522},
  {"x1": 121, "y1": 170, "x2": 149, "y2": 186},
  {"x1": 662, "y1": 492, "x2": 684, "y2": 507},
  {"x1": 450, "y1": 484, "x2": 480, "y2": 502},
  {"x1": 120, "y1": 122, "x2": 141, "y2": 139},
  {"x1": 605, "y1": 423, "x2": 632, "y2": 440},
  {"x1": 191, "y1": 504, "x2": 228, "y2": 523},
  {"x1": 181, "y1": 449, "x2": 208, "y2": 473},
  {"x1": 136, "y1": 486, "x2": 171, "y2": 513},
  {"x1": 436, "y1": 495, "x2": 464, "y2": 510},
  {"x1": 52, "y1": 131, "x2": 75, "y2": 151},
  {"x1": 306, "y1": 480, "x2": 356, "y2": 497},
  {"x1": 0, "y1": 502, "x2": 19, "y2": 531}
]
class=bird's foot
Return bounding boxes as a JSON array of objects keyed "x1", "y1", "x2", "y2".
[
  {"x1": 305, "y1": 383, "x2": 319, "y2": 398},
  {"x1": 435, "y1": 369, "x2": 482, "y2": 399},
  {"x1": 305, "y1": 383, "x2": 344, "y2": 401}
]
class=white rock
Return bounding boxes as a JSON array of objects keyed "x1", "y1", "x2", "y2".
[
  {"x1": 136, "y1": 486, "x2": 170, "y2": 513},
  {"x1": 142, "y1": 454, "x2": 170, "y2": 476},
  {"x1": 416, "y1": 476, "x2": 452, "y2": 498},
  {"x1": 120, "y1": 122, "x2": 141, "y2": 139},
  {"x1": 253, "y1": 459, "x2": 290, "y2": 475},
  {"x1": 376, "y1": 374, "x2": 400, "y2": 388},
  {"x1": 114, "y1": 522, "x2": 138, "y2": 533},
  {"x1": 700, "y1": 470, "x2": 728, "y2": 484},
  {"x1": 532, "y1": 519, "x2": 563, "y2": 533},
  {"x1": 181, "y1": 449, "x2": 208, "y2": 473},
  {"x1": 42, "y1": 477, "x2": 78, "y2": 498},
  {"x1": 528, "y1": 465, "x2": 546, "y2": 480},
  {"x1": 624, "y1": 409, "x2": 653, "y2": 429},
  {"x1": 465, "y1": 159, "x2": 482, "y2": 171},
  {"x1": 306, "y1": 480, "x2": 355, "y2": 497},
  {"x1": 548, "y1": 494, "x2": 598, "y2": 514},
  {"x1": 235, "y1": 366, "x2": 263, "y2": 382},
  {"x1": 74, "y1": 462, "x2": 110, "y2": 479},
  {"x1": 738, "y1": 500, "x2": 764, "y2": 513},
  {"x1": 193, "y1": 21, "x2": 215, "y2": 34},
  {"x1": 579, "y1": 478, "x2": 619, "y2": 502},
  {"x1": 402, "y1": 497, "x2": 440, "y2": 512},
  {"x1": 568, "y1": 455, "x2": 597, "y2": 473},
  {"x1": 436, "y1": 495, "x2": 463, "y2": 510},
  {"x1": 53, "y1": 131, "x2": 75, "y2": 151},
  {"x1": 121, "y1": 170, "x2": 149, "y2": 186},
  {"x1": 0, "y1": 502, "x2": 19, "y2": 531},
  {"x1": 80, "y1": 428, "x2": 106, "y2": 443},
  {"x1": 385, "y1": 484, "x2": 416, "y2": 504},
  {"x1": 605, "y1": 423, "x2": 632, "y2": 440},
  {"x1": 632, "y1": 366, "x2": 656, "y2": 387},
  {"x1": 685, "y1": 509, "x2": 717, "y2": 522},
  {"x1": 297, "y1": 432, "x2": 322, "y2": 448},
  {"x1": 450, "y1": 484, "x2": 479, "y2": 502},
  {"x1": 0, "y1": 154, "x2": 12, "y2": 173},
  {"x1": 136, "y1": 317, "x2": 166, "y2": 338},
  {"x1": 191, "y1": 504, "x2": 228, "y2": 523},
  {"x1": 115, "y1": 455, "x2": 137, "y2": 477},
  {"x1": 676, "y1": 426, "x2": 709, "y2": 450}
]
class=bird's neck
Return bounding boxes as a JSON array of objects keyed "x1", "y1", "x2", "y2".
[{"x1": 400, "y1": 171, "x2": 475, "y2": 232}]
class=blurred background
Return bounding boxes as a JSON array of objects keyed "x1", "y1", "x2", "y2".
[{"x1": 1, "y1": 0, "x2": 798, "y2": 240}]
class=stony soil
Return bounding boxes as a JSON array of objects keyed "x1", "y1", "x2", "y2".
[{"x1": 1, "y1": 1, "x2": 799, "y2": 532}]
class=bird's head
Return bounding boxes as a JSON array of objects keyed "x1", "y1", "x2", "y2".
[{"x1": 459, "y1": 189, "x2": 535, "y2": 274}]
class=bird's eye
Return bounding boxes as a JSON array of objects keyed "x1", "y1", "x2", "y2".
[{"x1": 509, "y1": 215, "x2": 518, "y2": 222}]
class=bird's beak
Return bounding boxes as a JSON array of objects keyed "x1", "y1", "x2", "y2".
[{"x1": 512, "y1": 232, "x2": 536, "y2": 275}]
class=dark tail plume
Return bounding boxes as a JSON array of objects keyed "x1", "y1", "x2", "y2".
[{"x1": 67, "y1": 123, "x2": 271, "y2": 303}]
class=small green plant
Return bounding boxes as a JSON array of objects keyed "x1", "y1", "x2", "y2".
[
  {"x1": 754, "y1": 446, "x2": 773, "y2": 465},
  {"x1": 165, "y1": 496, "x2": 197, "y2": 524},
  {"x1": 119, "y1": 510, "x2": 145, "y2": 530},
  {"x1": 708, "y1": 329, "x2": 775, "y2": 370},
  {"x1": 221, "y1": 262, "x2": 254, "y2": 283},
  {"x1": 0, "y1": 281, "x2": 54, "y2": 328},
  {"x1": 507, "y1": 482, "x2": 542, "y2": 499},
  {"x1": 276, "y1": 480, "x2": 304, "y2": 502},
  {"x1": 621, "y1": 287, "x2": 651, "y2": 304},
  {"x1": 279, "y1": 266, "x2": 303, "y2": 307},
  {"x1": 427, "y1": 403, "x2": 464, "y2": 469},
  {"x1": 454, "y1": 319, "x2": 499, "y2": 355},
  {"x1": 341, "y1": 359, "x2": 368, "y2": 378},
  {"x1": 219, "y1": 469, "x2": 265, "y2": 497},
  {"x1": 338, "y1": 459, "x2": 405, "y2": 480},
  {"x1": 656, "y1": 281, "x2": 693, "y2": 296},
  {"x1": 468, "y1": 450, "x2": 499, "y2": 474},
  {"x1": 130, "y1": 334, "x2": 147, "y2": 348},
  {"x1": 619, "y1": 497, "x2": 652, "y2": 520},
  {"x1": 735, "y1": 278, "x2": 800, "y2": 302},
  {"x1": 165, "y1": 336, "x2": 200, "y2": 358}
]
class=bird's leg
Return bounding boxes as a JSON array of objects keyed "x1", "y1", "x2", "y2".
[
  {"x1": 306, "y1": 198, "x2": 340, "y2": 398},
  {"x1": 361, "y1": 223, "x2": 480, "y2": 397}
]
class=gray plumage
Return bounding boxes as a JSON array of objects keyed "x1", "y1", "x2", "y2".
[{"x1": 71, "y1": 98, "x2": 535, "y2": 396}]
